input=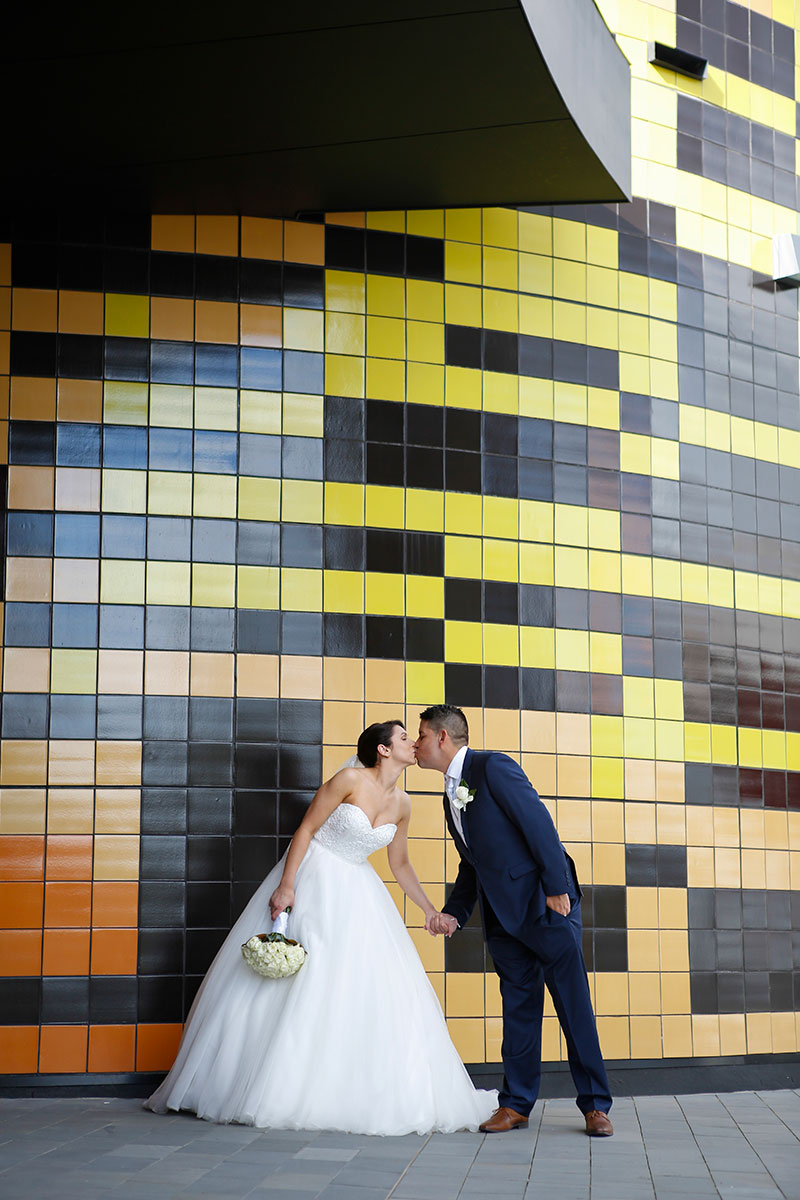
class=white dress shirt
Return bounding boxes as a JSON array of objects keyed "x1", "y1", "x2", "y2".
[{"x1": 444, "y1": 744, "x2": 469, "y2": 842}]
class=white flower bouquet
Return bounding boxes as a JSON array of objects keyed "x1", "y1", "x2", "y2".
[{"x1": 241, "y1": 908, "x2": 307, "y2": 979}]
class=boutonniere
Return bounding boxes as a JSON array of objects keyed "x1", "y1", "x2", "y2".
[{"x1": 452, "y1": 779, "x2": 477, "y2": 811}]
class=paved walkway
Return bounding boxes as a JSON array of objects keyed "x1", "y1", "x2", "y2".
[{"x1": 1, "y1": 1092, "x2": 799, "y2": 1200}]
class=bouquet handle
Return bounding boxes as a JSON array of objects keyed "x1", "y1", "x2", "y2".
[{"x1": 271, "y1": 906, "x2": 291, "y2": 937}]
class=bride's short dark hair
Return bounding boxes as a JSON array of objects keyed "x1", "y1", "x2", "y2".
[{"x1": 357, "y1": 720, "x2": 405, "y2": 767}]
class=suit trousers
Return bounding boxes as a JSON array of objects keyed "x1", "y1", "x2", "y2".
[{"x1": 485, "y1": 898, "x2": 612, "y2": 1116}]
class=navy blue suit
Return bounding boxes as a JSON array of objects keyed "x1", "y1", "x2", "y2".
[{"x1": 442, "y1": 748, "x2": 611, "y2": 1117}]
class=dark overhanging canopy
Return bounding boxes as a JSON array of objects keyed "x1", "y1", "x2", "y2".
[{"x1": 3, "y1": 0, "x2": 630, "y2": 217}]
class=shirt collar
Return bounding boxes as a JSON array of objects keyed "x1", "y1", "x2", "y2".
[{"x1": 445, "y1": 744, "x2": 469, "y2": 788}]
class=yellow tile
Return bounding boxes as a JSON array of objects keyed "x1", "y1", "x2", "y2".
[
  {"x1": 630, "y1": 1015, "x2": 662, "y2": 1059},
  {"x1": 719, "y1": 1013, "x2": 747, "y2": 1057},
  {"x1": 192, "y1": 563, "x2": 235, "y2": 608},
  {"x1": 48, "y1": 740, "x2": 95, "y2": 786},
  {"x1": 629, "y1": 973, "x2": 661, "y2": 1015},
  {"x1": 99, "y1": 560, "x2": 145, "y2": 605},
  {"x1": 94, "y1": 789, "x2": 140, "y2": 834},
  {"x1": 445, "y1": 972, "x2": 485, "y2": 1018},
  {"x1": 50, "y1": 649, "x2": 97, "y2": 694},
  {"x1": 692, "y1": 1015, "x2": 720, "y2": 1058},
  {"x1": 145, "y1": 561, "x2": 191, "y2": 606},
  {"x1": 597, "y1": 1016, "x2": 629, "y2": 1059},
  {"x1": 594, "y1": 973, "x2": 629, "y2": 1016},
  {"x1": 239, "y1": 477, "x2": 281, "y2": 521},
  {"x1": 446, "y1": 1018, "x2": 484, "y2": 1062},
  {"x1": 628, "y1": 928, "x2": 660, "y2": 970},
  {"x1": 660, "y1": 972, "x2": 691, "y2": 1015},
  {"x1": 1, "y1": 788, "x2": 47, "y2": 833},
  {"x1": 237, "y1": 565, "x2": 279, "y2": 610},
  {"x1": 148, "y1": 471, "x2": 192, "y2": 515},
  {"x1": 46, "y1": 789, "x2": 94, "y2": 834},
  {"x1": 104, "y1": 294, "x2": 149, "y2": 338},
  {"x1": 93, "y1": 835, "x2": 140, "y2": 881},
  {"x1": 195, "y1": 387, "x2": 237, "y2": 431}
]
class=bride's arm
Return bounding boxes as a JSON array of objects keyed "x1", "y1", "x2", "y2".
[
  {"x1": 386, "y1": 796, "x2": 437, "y2": 924},
  {"x1": 269, "y1": 770, "x2": 356, "y2": 918}
]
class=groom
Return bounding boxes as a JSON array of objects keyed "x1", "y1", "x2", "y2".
[{"x1": 414, "y1": 704, "x2": 613, "y2": 1136}]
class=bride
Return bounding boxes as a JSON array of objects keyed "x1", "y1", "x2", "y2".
[{"x1": 145, "y1": 719, "x2": 496, "y2": 1135}]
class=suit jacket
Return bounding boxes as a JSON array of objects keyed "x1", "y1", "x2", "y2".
[{"x1": 442, "y1": 748, "x2": 580, "y2": 939}]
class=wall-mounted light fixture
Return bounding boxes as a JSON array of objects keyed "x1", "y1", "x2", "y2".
[{"x1": 648, "y1": 41, "x2": 708, "y2": 80}]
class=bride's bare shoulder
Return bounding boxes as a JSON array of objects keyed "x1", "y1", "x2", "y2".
[{"x1": 394, "y1": 788, "x2": 412, "y2": 817}]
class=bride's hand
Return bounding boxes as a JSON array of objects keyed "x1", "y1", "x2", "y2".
[{"x1": 269, "y1": 884, "x2": 295, "y2": 920}]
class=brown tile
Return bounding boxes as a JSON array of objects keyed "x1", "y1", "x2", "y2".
[
  {"x1": 7, "y1": 465, "x2": 54, "y2": 509},
  {"x1": 326, "y1": 212, "x2": 366, "y2": 228},
  {"x1": 284, "y1": 220, "x2": 325, "y2": 265},
  {"x1": 241, "y1": 217, "x2": 282, "y2": 259},
  {"x1": 57, "y1": 378, "x2": 103, "y2": 423},
  {"x1": 12, "y1": 288, "x2": 57, "y2": 332},
  {"x1": 151, "y1": 214, "x2": 195, "y2": 253},
  {"x1": 150, "y1": 296, "x2": 194, "y2": 341},
  {"x1": 45, "y1": 835, "x2": 93, "y2": 880},
  {"x1": 0, "y1": 882, "x2": 44, "y2": 928},
  {"x1": 47, "y1": 788, "x2": 94, "y2": 834},
  {"x1": 0, "y1": 740, "x2": 48, "y2": 786},
  {"x1": 0, "y1": 285, "x2": 11, "y2": 329},
  {"x1": 0, "y1": 835, "x2": 44, "y2": 881},
  {"x1": 196, "y1": 215, "x2": 239, "y2": 256},
  {"x1": 39, "y1": 1025, "x2": 88, "y2": 1073},
  {"x1": 88, "y1": 1024, "x2": 136, "y2": 1072},
  {"x1": 0, "y1": 929, "x2": 42, "y2": 975},
  {"x1": 92, "y1": 882, "x2": 138, "y2": 927},
  {"x1": 195, "y1": 300, "x2": 238, "y2": 344},
  {"x1": 240, "y1": 303, "x2": 281, "y2": 347},
  {"x1": 44, "y1": 881, "x2": 91, "y2": 927},
  {"x1": 96, "y1": 742, "x2": 142, "y2": 786},
  {"x1": 10, "y1": 376, "x2": 56, "y2": 420},
  {"x1": 42, "y1": 927, "x2": 90, "y2": 974},
  {"x1": 58, "y1": 290, "x2": 104, "y2": 335},
  {"x1": 0, "y1": 243, "x2": 10, "y2": 285},
  {"x1": 90, "y1": 928, "x2": 138, "y2": 975},
  {"x1": 0, "y1": 1026, "x2": 39, "y2": 1072}
]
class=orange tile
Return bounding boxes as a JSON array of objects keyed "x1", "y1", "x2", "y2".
[
  {"x1": 48, "y1": 741, "x2": 95, "y2": 786},
  {"x1": 91, "y1": 927, "x2": 138, "y2": 974},
  {"x1": 136, "y1": 1023, "x2": 183, "y2": 1071},
  {"x1": 325, "y1": 212, "x2": 366, "y2": 228},
  {"x1": 1, "y1": 739, "x2": 48, "y2": 786},
  {"x1": 323, "y1": 657, "x2": 364, "y2": 701},
  {"x1": 151, "y1": 214, "x2": 195, "y2": 253},
  {"x1": 39, "y1": 1025, "x2": 88, "y2": 1073},
  {"x1": 88, "y1": 1024, "x2": 136, "y2": 1072},
  {"x1": 196, "y1": 215, "x2": 239, "y2": 256},
  {"x1": 95, "y1": 741, "x2": 142, "y2": 786},
  {"x1": 7, "y1": 465, "x2": 54, "y2": 509},
  {"x1": 190, "y1": 652, "x2": 234, "y2": 697},
  {"x1": 55, "y1": 466, "x2": 100, "y2": 512},
  {"x1": 58, "y1": 290, "x2": 104, "y2": 335},
  {"x1": 0, "y1": 1026, "x2": 39, "y2": 1073},
  {"x1": 12, "y1": 288, "x2": 58, "y2": 332},
  {"x1": 150, "y1": 296, "x2": 194, "y2": 341},
  {"x1": 0, "y1": 243, "x2": 9, "y2": 285},
  {"x1": 0, "y1": 882, "x2": 44, "y2": 928},
  {"x1": 195, "y1": 300, "x2": 238, "y2": 344},
  {"x1": 0, "y1": 835, "x2": 44, "y2": 881},
  {"x1": 42, "y1": 928, "x2": 90, "y2": 974},
  {"x1": 241, "y1": 217, "x2": 282, "y2": 259},
  {"x1": 0, "y1": 929, "x2": 42, "y2": 975},
  {"x1": 57, "y1": 378, "x2": 103, "y2": 422},
  {"x1": 10, "y1": 376, "x2": 56, "y2": 420},
  {"x1": 45, "y1": 835, "x2": 93, "y2": 881},
  {"x1": 92, "y1": 882, "x2": 138, "y2": 927},
  {"x1": 94, "y1": 789, "x2": 141, "y2": 834},
  {"x1": 0, "y1": 330, "x2": 8, "y2": 373},
  {"x1": 284, "y1": 221, "x2": 325, "y2": 265},
  {"x1": 4, "y1": 558, "x2": 52, "y2": 602},
  {"x1": 240, "y1": 303, "x2": 282, "y2": 347},
  {"x1": 0, "y1": 375, "x2": 8, "y2": 416},
  {"x1": 3, "y1": 646, "x2": 50, "y2": 693},
  {"x1": 44, "y1": 881, "x2": 91, "y2": 927}
]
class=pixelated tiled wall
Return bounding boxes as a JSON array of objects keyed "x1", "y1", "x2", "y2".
[{"x1": 1, "y1": 0, "x2": 800, "y2": 1076}]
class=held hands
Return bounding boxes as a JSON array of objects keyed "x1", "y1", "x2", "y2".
[
  {"x1": 269, "y1": 883, "x2": 295, "y2": 921},
  {"x1": 425, "y1": 911, "x2": 458, "y2": 937},
  {"x1": 546, "y1": 893, "x2": 571, "y2": 916}
]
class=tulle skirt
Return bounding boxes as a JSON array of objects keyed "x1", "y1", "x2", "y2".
[{"x1": 145, "y1": 838, "x2": 497, "y2": 1135}]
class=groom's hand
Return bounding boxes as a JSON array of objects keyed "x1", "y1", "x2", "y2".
[
  {"x1": 426, "y1": 912, "x2": 458, "y2": 937},
  {"x1": 546, "y1": 893, "x2": 571, "y2": 916}
]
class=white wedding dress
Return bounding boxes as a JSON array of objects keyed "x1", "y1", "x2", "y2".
[{"x1": 145, "y1": 802, "x2": 497, "y2": 1135}]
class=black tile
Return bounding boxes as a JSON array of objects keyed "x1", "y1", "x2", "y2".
[
  {"x1": 0, "y1": 978, "x2": 41, "y2": 1025},
  {"x1": 1, "y1": 693, "x2": 49, "y2": 738},
  {"x1": 626, "y1": 843, "x2": 657, "y2": 886},
  {"x1": 281, "y1": 611, "x2": 322, "y2": 655},
  {"x1": 191, "y1": 607, "x2": 234, "y2": 652},
  {"x1": 10, "y1": 331, "x2": 57, "y2": 377},
  {"x1": 279, "y1": 746, "x2": 322, "y2": 790},
  {"x1": 187, "y1": 787, "x2": 232, "y2": 835},
  {"x1": 41, "y1": 977, "x2": 89, "y2": 1024},
  {"x1": 49, "y1": 694, "x2": 96, "y2": 738},
  {"x1": 406, "y1": 234, "x2": 444, "y2": 281},
  {"x1": 234, "y1": 790, "x2": 278, "y2": 835},
  {"x1": 185, "y1": 928, "x2": 227, "y2": 974},
  {"x1": 593, "y1": 929, "x2": 627, "y2": 972},
  {"x1": 90, "y1": 976, "x2": 138, "y2": 1024},
  {"x1": 186, "y1": 836, "x2": 230, "y2": 882},
  {"x1": 188, "y1": 742, "x2": 234, "y2": 787},
  {"x1": 366, "y1": 229, "x2": 404, "y2": 274},
  {"x1": 240, "y1": 258, "x2": 281, "y2": 304},
  {"x1": 142, "y1": 740, "x2": 188, "y2": 785},
  {"x1": 325, "y1": 224, "x2": 365, "y2": 270},
  {"x1": 138, "y1": 975, "x2": 184, "y2": 1022},
  {"x1": 7, "y1": 512, "x2": 53, "y2": 556},
  {"x1": 405, "y1": 618, "x2": 444, "y2": 661},
  {"x1": 283, "y1": 264, "x2": 324, "y2": 308},
  {"x1": 4, "y1": 601, "x2": 51, "y2": 646},
  {"x1": 235, "y1": 743, "x2": 279, "y2": 789},
  {"x1": 97, "y1": 695, "x2": 142, "y2": 739},
  {"x1": 323, "y1": 613, "x2": 364, "y2": 657},
  {"x1": 445, "y1": 662, "x2": 482, "y2": 707},
  {"x1": 484, "y1": 665, "x2": 519, "y2": 709},
  {"x1": 104, "y1": 336, "x2": 149, "y2": 381},
  {"x1": 237, "y1": 609, "x2": 280, "y2": 653}
]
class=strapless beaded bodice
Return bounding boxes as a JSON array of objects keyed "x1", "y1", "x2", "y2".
[{"x1": 313, "y1": 804, "x2": 396, "y2": 863}]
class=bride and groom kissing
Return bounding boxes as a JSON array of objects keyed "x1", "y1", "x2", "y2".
[{"x1": 146, "y1": 704, "x2": 613, "y2": 1139}]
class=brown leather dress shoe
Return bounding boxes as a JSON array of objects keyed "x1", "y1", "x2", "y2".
[
  {"x1": 585, "y1": 1109, "x2": 614, "y2": 1136},
  {"x1": 479, "y1": 1106, "x2": 529, "y2": 1133}
]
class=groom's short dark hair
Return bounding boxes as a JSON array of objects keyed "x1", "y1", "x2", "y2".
[{"x1": 419, "y1": 704, "x2": 469, "y2": 746}]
